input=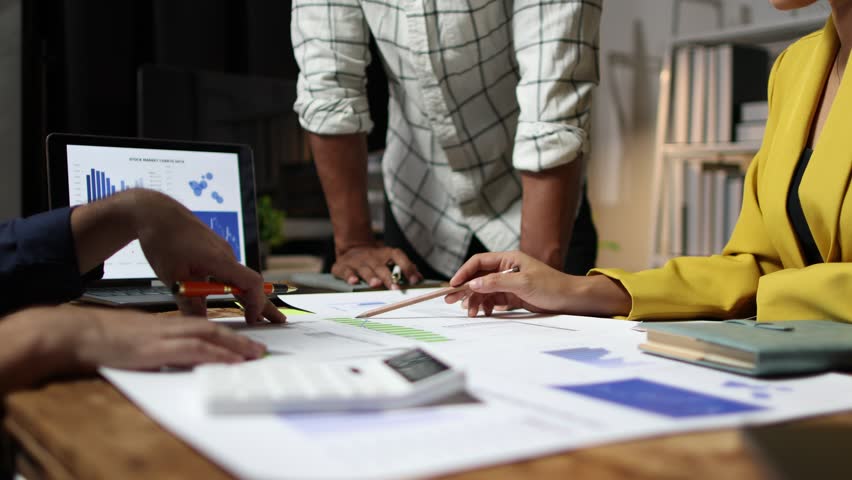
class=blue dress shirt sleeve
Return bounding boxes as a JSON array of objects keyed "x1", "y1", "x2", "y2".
[{"x1": 0, "y1": 207, "x2": 104, "y2": 314}]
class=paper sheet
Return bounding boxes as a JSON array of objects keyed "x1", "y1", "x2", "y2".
[{"x1": 102, "y1": 291, "x2": 852, "y2": 480}]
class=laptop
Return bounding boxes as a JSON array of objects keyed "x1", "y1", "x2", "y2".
[{"x1": 46, "y1": 133, "x2": 261, "y2": 307}]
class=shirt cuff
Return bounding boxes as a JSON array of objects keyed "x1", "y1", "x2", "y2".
[
  {"x1": 14, "y1": 207, "x2": 104, "y2": 306},
  {"x1": 294, "y1": 86, "x2": 374, "y2": 135},
  {"x1": 512, "y1": 122, "x2": 588, "y2": 172}
]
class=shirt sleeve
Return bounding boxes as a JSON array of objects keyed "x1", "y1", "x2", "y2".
[
  {"x1": 0, "y1": 207, "x2": 104, "y2": 314},
  {"x1": 291, "y1": 0, "x2": 374, "y2": 135},
  {"x1": 511, "y1": 0, "x2": 601, "y2": 172}
]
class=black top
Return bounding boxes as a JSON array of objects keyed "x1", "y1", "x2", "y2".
[
  {"x1": 0, "y1": 207, "x2": 103, "y2": 314},
  {"x1": 786, "y1": 148, "x2": 824, "y2": 266}
]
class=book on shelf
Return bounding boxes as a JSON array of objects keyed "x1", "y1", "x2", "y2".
[
  {"x1": 671, "y1": 47, "x2": 693, "y2": 144},
  {"x1": 725, "y1": 172, "x2": 745, "y2": 242},
  {"x1": 674, "y1": 163, "x2": 745, "y2": 257},
  {"x1": 668, "y1": 44, "x2": 768, "y2": 146},
  {"x1": 736, "y1": 121, "x2": 767, "y2": 142},
  {"x1": 716, "y1": 44, "x2": 770, "y2": 143},
  {"x1": 689, "y1": 46, "x2": 707, "y2": 144},
  {"x1": 740, "y1": 100, "x2": 769, "y2": 122}
]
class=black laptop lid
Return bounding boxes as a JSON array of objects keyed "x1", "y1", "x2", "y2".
[{"x1": 46, "y1": 133, "x2": 261, "y2": 283}]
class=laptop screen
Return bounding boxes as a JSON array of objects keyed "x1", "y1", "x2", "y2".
[{"x1": 65, "y1": 144, "x2": 246, "y2": 280}]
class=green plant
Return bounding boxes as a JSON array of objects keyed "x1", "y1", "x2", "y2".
[{"x1": 257, "y1": 195, "x2": 286, "y2": 248}]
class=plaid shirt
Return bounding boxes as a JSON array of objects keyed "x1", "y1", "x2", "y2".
[{"x1": 293, "y1": 0, "x2": 601, "y2": 277}]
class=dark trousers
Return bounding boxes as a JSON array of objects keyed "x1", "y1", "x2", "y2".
[{"x1": 383, "y1": 185, "x2": 598, "y2": 280}]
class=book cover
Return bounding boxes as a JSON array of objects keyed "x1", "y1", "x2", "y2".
[{"x1": 641, "y1": 320, "x2": 852, "y2": 376}]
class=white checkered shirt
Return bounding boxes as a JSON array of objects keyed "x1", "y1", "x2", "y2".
[{"x1": 293, "y1": 0, "x2": 601, "y2": 277}]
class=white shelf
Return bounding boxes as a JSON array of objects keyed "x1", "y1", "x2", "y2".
[
  {"x1": 672, "y1": 14, "x2": 826, "y2": 46},
  {"x1": 662, "y1": 142, "x2": 761, "y2": 157}
]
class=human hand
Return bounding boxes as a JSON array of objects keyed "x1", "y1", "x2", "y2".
[
  {"x1": 130, "y1": 190, "x2": 285, "y2": 324},
  {"x1": 0, "y1": 305, "x2": 265, "y2": 392},
  {"x1": 332, "y1": 244, "x2": 422, "y2": 290},
  {"x1": 445, "y1": 251, "x2": 577, "y2": 317}
]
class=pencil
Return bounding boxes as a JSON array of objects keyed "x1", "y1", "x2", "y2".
[{"x1": 354, "y1": 266, "x2": 519, "y2": 319}]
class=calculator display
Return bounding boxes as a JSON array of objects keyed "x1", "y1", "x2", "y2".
[{"x1": 384, "y1": 349, "x2": 449, "y2": 383}]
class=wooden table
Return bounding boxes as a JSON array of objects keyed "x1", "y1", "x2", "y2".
[{"x1": 4, "y1": 309, "x2": 852, "y2": 479}]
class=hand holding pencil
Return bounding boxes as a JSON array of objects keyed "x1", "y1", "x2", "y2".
[
  {"x1": 445, "y1": 251, "x2": 586, "y2": 317},
  {"x1": 355, "y1": 266, "x2": 519, "y2": 319}
]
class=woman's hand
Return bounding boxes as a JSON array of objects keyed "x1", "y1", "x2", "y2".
[
  {"x1": 445, "y1": 251, "x2": 578, "y2": 316},
  {"x1": 445, "y1": 251, "x2": 632, "y2": 318}
]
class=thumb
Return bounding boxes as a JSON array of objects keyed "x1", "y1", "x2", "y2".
[{"x1": 468, "y1": 271, "x2": 528, "y2": 295}]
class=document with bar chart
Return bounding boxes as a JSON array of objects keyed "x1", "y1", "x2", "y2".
[{"x1": 66, "y1": 144, "x2": 245, "y2": 279}]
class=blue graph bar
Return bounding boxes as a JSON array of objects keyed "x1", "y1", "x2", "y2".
[{"x1": 84, "y1": 168, "x2": 135, "y2": 202}]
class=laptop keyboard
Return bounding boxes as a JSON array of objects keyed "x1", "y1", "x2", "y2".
[{"x1": 88, "y1": 286, "x2": 173, "y2": 297}]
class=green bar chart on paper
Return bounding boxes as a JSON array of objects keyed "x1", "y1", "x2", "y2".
[{"x1": 331, "y1": 318, "x2": 451, "y2": 343}]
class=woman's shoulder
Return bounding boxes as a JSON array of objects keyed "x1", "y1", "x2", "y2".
[
  {"x1": 787, "y1": 27, "x2": 824, "y2": 54},
  {"x1": 775, "y1": 25, "x2": 826, "y2": 68}
]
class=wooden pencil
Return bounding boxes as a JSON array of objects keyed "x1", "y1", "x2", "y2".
[{"x1": 354, "y1": 266, "x2": 519, "y2": 318}]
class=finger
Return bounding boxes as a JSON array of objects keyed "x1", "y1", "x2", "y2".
[
  {"x1": 175, "y1": 296, "x2": 207, "y2": 318},
  {"x1": 261, "y1": 299, "x2": 286, "y2": 323},
  {"x1": 332, "y1": 263, "x2": 359, "y2": 285},
  {"x1": 468, "y1": 270, "x2": 530, "y2": 295},
  {"x1": 450, "y1": 252, "x2": 510, "y2": 287},
  {"x1": 444, "y1": 289, "x2": 469, "y2": 304},
  {"x1": 146, "y1": 338, "x2": 246, "y2": 367},
  {"x1": 355, "y1": 265, "x2": 382, "y2": 288},
  {"x1": 202, "y1": 258, "x2": 268, "y2": 323},
  {"x1": 466, "y1": 292, "x2": 484, "y2": 318},
  {"x1": 482, "y1": 296, "x2": 495, "y2": 317},
  {"x1": 389, "y1": 249, "x2": 422, "y2": 285},
  {"x1": 366, "y1": 255, "x2": 397, "y2": 290},
  {"x1": 168, "y1": 321, "x2": 266, "y2": 359}
]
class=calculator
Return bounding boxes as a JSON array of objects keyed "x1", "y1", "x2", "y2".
[{"x1": 195, "y1": 348, "x2": 466, "y2": 414}]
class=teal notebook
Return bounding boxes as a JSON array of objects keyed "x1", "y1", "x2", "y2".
[{"x1": 640, "y1": 319, "x2": 852, "y2": 376}]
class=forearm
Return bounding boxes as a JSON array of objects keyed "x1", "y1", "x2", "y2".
[
  {"x1": 307, "y1": 132, "x2": 374, "y2": 253},
  {"x1": 70, "y1": 189, "x2": 149, "y2": 273},
  {"x1": 572, "y1": 275, "x2": 632, "y2": 317},
  {"x1": 519, "y1": 159, "x2": 584, "y2": 269}
]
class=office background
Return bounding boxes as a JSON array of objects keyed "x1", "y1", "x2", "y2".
[{"x1": 0, "y1": 0, "x2": 828, "y2": 271}]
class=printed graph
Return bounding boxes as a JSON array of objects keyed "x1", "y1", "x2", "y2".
[
  {"x1": 193, "y1": 211, "x2": 241, "y2": 261},
  {"x1": 554, "y1": 378, "x2": 766, "y2": 418},
  {"x1": 544, "y1": 347, "x2": 648, "y2": 369},
  {"x1": 332, "y1": 318, "x2": 451, "y2": 343}
]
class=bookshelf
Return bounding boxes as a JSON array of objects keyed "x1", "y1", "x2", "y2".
[{"x1": 647, "y1": 13, "x2": 827, "y2": 267}]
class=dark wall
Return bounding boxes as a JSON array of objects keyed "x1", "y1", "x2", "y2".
[{"x1": 22, "y1": 0, "x2": 388, "y2": 216}]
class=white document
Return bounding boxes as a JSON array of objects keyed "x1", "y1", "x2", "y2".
[{"x1": 103, "y1": 298, "x2": 852, "y2": 480}]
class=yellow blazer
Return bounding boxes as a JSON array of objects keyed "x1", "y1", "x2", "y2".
[{"x1": 595, "y1": 18, "x2": 852, "y2": 322}]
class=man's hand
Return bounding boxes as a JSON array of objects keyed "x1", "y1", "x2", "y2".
[
  {"x1": 332, "y1": 244, "x2": 422, "y2": 290},
  {"x1": 0, "y1": 305, "x2": 266, "y2": 394},
  {"x1": 71, "y1": 189, "x2": 285, "y2": 324}
]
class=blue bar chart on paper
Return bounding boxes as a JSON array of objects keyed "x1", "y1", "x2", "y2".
[
  {"x1": 193, "y1": 211, "x2": 242, "y2": 262},
  {"x1": 85, "y1": 168, "x2": 144, "y2": 202}
]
